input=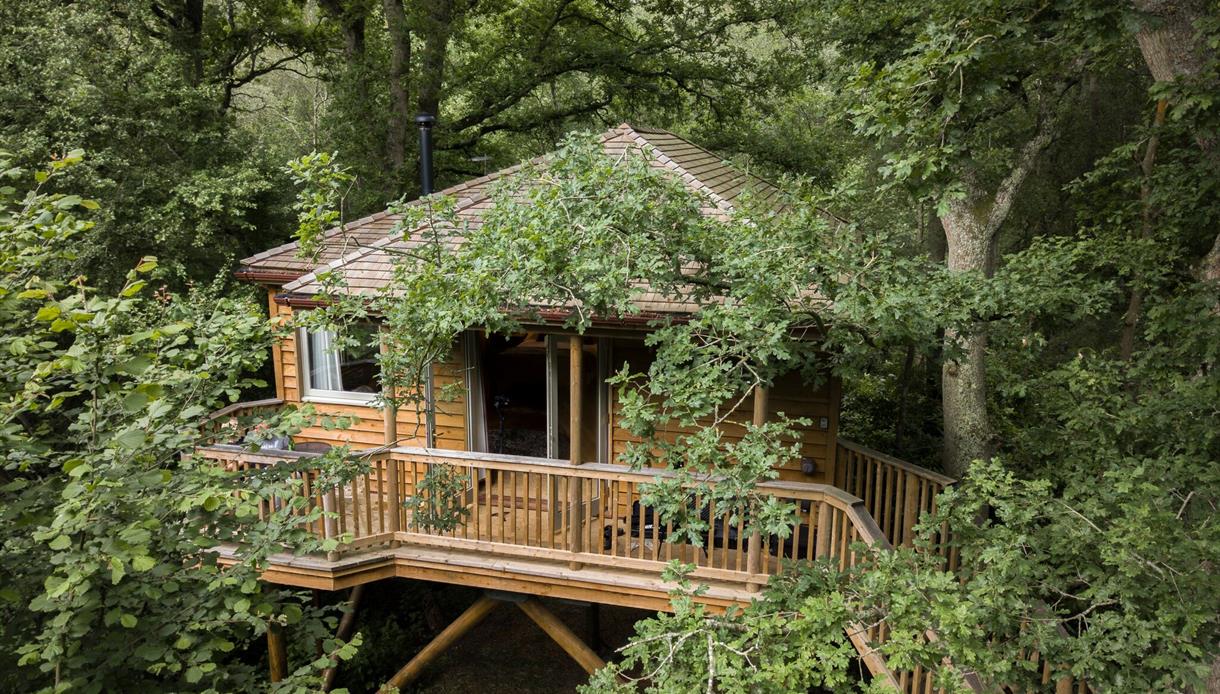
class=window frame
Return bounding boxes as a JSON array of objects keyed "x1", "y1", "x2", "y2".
[{"x1": 297, "y1": 326, "x2": 380, "y2": 406}]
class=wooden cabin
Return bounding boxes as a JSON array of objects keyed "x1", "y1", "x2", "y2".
[{"x1": 202, "y1": 124, "x2": 1085, "y2": 693}]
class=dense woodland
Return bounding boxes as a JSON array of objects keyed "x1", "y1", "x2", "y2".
[{"x1": 1, "y1": 0, "x2": 1217, "y2": 692}]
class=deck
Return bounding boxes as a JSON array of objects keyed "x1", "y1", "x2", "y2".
[{"x1": 199, "y1": 401, "x2": 1085, "y2": 693}]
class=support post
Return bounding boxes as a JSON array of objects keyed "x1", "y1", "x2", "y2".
[
  {"x1": 323, "y1": 488, "x2": 339, "y2": 560},
  {"x1": 322, "y1": 585, "x2": 366, "y2": 692},
  {"x1": 267, "y1": 621, "x2": 288, "y2": 683},
  {"x1": 585, "y1": 602, "x2": 602, "y2": 652},
  {"x1": 746, "y1": 385, "x2": 768, "y2": 591},
  {"x1": 382, "y1": 595, "x2": 500, "y2": 691},
  {"x1": 516, "y1": 597, "x2": 606, "y2": 676},
  {"x1": 381, "y1": 337, "x2": 401, "y2": 537},
  {"x1": 568, "y1": 335, "x2": 584, "y2": 570},
  {"x1": 815, "y1": 502, "x2": 833, "y2": 558}
]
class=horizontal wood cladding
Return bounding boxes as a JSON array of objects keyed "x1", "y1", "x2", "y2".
[
  {"x1": 608, "y1": 340, "x2": 839, "y2": 485},
  {"x1": 271, "y1": 302, "x2": 467, "y2": 451}
]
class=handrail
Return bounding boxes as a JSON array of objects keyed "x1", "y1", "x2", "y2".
[
  {"x1": 386, "y1": 445, "x2": 872, "y2": 507},
  {"x1": 201, "y1": 397, "x2": 284, "y2": 424},
  {"x1": 836, "y1": 438, "x2": 955, "y2": 487}
]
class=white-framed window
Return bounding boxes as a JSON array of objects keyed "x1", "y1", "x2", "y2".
[{"x1": 298, "y1": 324, "x2": 380, "y2": 405}]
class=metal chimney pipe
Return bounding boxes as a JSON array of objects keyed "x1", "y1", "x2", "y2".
[{"x1": 415, "y1": 113, "x2": 436, "y2": 195}]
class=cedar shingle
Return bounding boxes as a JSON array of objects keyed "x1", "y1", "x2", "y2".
[{"x1": 250, "y1": 124, "x2": 791, "y2": 318}]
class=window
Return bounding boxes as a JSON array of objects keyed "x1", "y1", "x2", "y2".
[{"x1": 299, "y1": 324, "x2": 380, "y2": 404}]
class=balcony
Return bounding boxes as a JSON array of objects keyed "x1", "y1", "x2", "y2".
[{"x1": 198, "y1": 399, "x2": 1020, "y2": 693}]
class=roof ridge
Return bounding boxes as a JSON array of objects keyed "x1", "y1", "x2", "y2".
[{"x1": 621, "y1": 128, "x2": 736, "y2": 213}]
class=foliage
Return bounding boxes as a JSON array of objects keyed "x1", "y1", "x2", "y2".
[
  {"x1": 0, "y1": 0, "x2": 321, "y2": 290},
  {"x1": 584, "y1": 562, "x2": 868, "y2": 694},
  {"x1": 0, "y1": 153, "x2": 362, "y2": 692},
  {"x1": 405, "y1": 464, "x2": 472, "y2": 534}
]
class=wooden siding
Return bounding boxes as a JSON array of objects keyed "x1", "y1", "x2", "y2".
[
  {"x1": 271, "y1": 300, "x2": 466, "y2": 451},
  {"x1": 270, "y1": 299, "x2": 837, "y2": 475}
]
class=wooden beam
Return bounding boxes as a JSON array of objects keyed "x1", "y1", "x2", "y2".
[
  {"x1": 570, "y1": 335, "x2": 583, "y2": 464},
  {"x1": 380, "y1": 337, "x2": 401, "y2": 535},
  {"x1": 382, "y1": 594, "x2": 499, "y2": 691},
  {"x1": 746, "y1": 385, "x2": 768, "y2": 591},
  {"x1": 268, "y1": 289, "x2": 286, "y2": 401},
  {"x1": 569, "y1": 336, "x2": 584, "y2": 569},
  {"x1": 516, "y1": 597, "x2": 606, "y2": 676},
  {"x1": 267, "y1": 621, "x2": 288, "y2": 683},
  {"x1": 322, "y1": 585, "x2": 366, "y2": 692}
]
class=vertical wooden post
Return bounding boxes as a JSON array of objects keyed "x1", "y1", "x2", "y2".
[
  {"x1": 585, "y1": 602, "x2": 602, "y2": 652},
  {"x1": 323, "y1": 488, "x2": 339, "y2": 561},
  {"x1": 901, "y1": 473, "x2": 920, "y2": 547},
  {"x1": 568, "y1": 335, "x2": 584, "y2": 570},
  {"x1": 815, "y1": 502, "x2": 832, "y2": 558},
  {"x1": 746, "y1": 385, "x2": 768, "y2": 591},
  {"x1": 267, "y1": 621, "x2": 288, "y2": 683},
  {"x1": 268, "y1": 289, "x2": 286, "y2": 401},
  {"x1": 381, "y1": 337, "x2": 401, "y2": 537}
]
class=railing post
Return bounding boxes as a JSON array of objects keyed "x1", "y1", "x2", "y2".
[
  {"x1": 901, "y1": 472, "x2": 919, "y2": 547},
  {"x1": 323, "y1": 487, "x2": 339, "y2": 561},
  {"x1": 815, "y1": 502, "x2": 832, "y2": 558},
  {"x1": 382, "y1": 336, "x2": 401, "y2": 540},
  {"x1": 568, "y1": 335, "x2": 584, "y2": 570},
  {"x1": 746, "y1": 385, "x2": 768, "y2": 591}
]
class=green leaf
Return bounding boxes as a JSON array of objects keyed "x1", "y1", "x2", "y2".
[
  {"x1": 131, "y1": 555, "x2": 156, "y2": 572},
  {"x1": 122, "y1": 390, "x2": 149, "y2": 413},
  {"x1": 120, "y1": 613, "x2": 137, "y2": 628},
  {"x1": 115, "y1": 428, "x2": 145, "y2": 449}
]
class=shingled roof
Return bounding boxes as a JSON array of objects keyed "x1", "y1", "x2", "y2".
[{"x1": 239, "y1": 124, "x2": 783, "y2": 291}]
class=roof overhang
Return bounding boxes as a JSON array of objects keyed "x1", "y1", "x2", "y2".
[{"x1": 234, "y1": 268, "x2": 304, "y2": 285}]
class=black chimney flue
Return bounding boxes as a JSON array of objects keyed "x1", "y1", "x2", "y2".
[{"x1": 415, "y1": 113, "x2": 436, "y2": 196}]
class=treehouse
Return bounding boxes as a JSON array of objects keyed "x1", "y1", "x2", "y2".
[{"x1": 201, "y1": 123, "x2": 1086, "y2": 693}]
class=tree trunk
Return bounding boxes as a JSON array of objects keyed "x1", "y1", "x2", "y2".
[
  {"x1": 183, "y1": 0, "x2": 205, "y2": 86},
  {"x1": 318, "y1": 0, "x2": 367, "y2": 59},
  {"x1": 1120, "y1": 99, "x2": 1168, "y2": 360},
  {"x1": 938, "y1": 118, "x2": 1057, "y2": 478},
  {"x1": 1132, "y1": 0, "x2": 1210, "y2": 84},
  {"x1": 383, "y1": 0, "x2": 412, "y2": 174},
  {"x1": 416, "y1": 0, "x2": 457, "y2": 118},
  {"x1": 939, "y1": 195, "x2": 997, "y2": 479}
]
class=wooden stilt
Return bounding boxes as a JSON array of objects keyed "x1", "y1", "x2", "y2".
[
  {"x1": 585, "y1": 602, "x2": 602, "y2": 652},
  {"x1": 516, "y1": 597, "x2": 606, "y2": 675},
  {"x1": 322, "y1": 585, "x2": 366, "y2": 692},
  {"x1": 267, "y1": 621, "x2": 288, "y2": 683},
  {"x1": 382, "y1": 594, "x2": 499, "y2": 691},
  {"x1": 568, "y1": 335, "x2": 584, "y2": 570}
]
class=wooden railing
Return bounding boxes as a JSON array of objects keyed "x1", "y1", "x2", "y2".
[
  {"x1": 194, "y1": 420, "x2": 1089, "y2": 693},
  {"x1": 202, "y1": 398, "x2": 285, "y2": 444},
  {"x1": 196, "y1": 442, "x2": 957, "y2": 691},
  {"x1": 834, "y1": 439, "x2": 959, "y2": 567}
]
